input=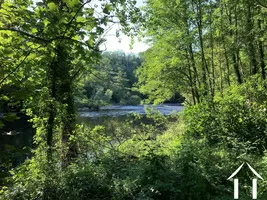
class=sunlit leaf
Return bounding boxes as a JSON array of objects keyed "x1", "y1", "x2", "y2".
[{"x1": 47, "y1": 2, "x2": 58, "y2": 11}]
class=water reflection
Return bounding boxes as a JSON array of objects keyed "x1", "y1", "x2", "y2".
[
  {"x1": 0, "y1": 104, "x2": 184, "y2": 185},
  {"x1": 79, "y1": 104, "x2": 184, "y2": 118}
]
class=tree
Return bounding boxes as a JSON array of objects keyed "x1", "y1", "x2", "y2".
[
  {"x1": 137, "y1": 0, "x2": 267, "y2": 104},
  {"x1": 0, "y1": 0, "x2": 141, "y2": 166},
  {"x1": 76, "y1": 51, "x2": 142, "y2": 109}
]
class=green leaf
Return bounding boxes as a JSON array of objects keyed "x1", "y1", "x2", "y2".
[
  {"x1": 47, "y1": 2, "x2": 58, "y2": 11},
  {"x1": 43, "y1": 19, "x2": 49, "y2": 27},
  {"x1": 87, "y1": 38, "x2": 94, "y2": 47},
  {"x1": 31, "y1": 28, "x2": 38, "y2": 33},
  {"x1": 63, "y1": 0, "x2": 79, "y2": 8},
  {"x1": 72, "y1": 35, "x2": 80, "y2": 40},
  {"x1": 4, "y1": 113, "x2": 19, "y2": 122},
  {"x1": 87, "y1": 8, "x2": 94, "y2": 15},
  {"x1": 0, "y1": 121, "x2": 4, "y2": 128},
  {"x1": 76, "y1": 16, "x2": 85, "y2": 23},
  {"x1": 103, "y1": 4, "x2": 112, "y2": 14},
  {"x1": 1, "y1": 95, "x2": 9, "y2": 101}
]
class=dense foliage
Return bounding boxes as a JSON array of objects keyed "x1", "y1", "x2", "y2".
[
  {"x1": 3, "y1": 80, "x2": 267, "y2": 199},
  {"x1": 137, "y1": 0, "x2": 267, "y2": 104},
  {"x1": 75, "y1": 51, "x2": 143, "y2": 109}
]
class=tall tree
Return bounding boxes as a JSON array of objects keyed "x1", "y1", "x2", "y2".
[
  {"x1": 137, "y1": 0, "x2": 267, "y2": 104},
  {"x1": 0, "y1": 0, "x2": 141, "y2": 166}
]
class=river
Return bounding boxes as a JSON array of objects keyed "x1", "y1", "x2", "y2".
[
  {"x1": 0, "y1": 104, "x2": 183, "y2": 183},
  {"x1": 79, "y1": 104, "x2": 184, "y2": 118},
  {"x1": 0, "y1": 104, "x2": 184, "y2": 148}
]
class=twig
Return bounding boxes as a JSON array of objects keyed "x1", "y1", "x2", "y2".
[
  {"x1": 257, "y1": 0, "x2": 267, "y2": 9},
  {"x1": 0, "y1": 51, "x2": 32, "y2": 85}
]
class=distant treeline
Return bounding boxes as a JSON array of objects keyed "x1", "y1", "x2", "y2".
[
  {"x1": 75, "y1": 51, "x2": 143, "y2": 109},
  {"x1": 75, "y1": 51, "x2": 184, "y2": 109}
]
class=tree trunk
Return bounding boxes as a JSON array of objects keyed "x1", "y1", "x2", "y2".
[
  {"x1": 55, "y1": 45, "x2": 77, "y2": 167},
  {"x1": 228, "y1": 6, "x2": 242, "y2": 84},
  {"x1": 184, "y1": 9, "x2": 200, "y2": 103},
  {"x1": 246, "y1": 3, "x2": 258, "y2": 75},
  {"x1": 196, "y1": 0, "x2": 210, "y2": 95},
  {"x1": 47, "y1": 60, "x2": 56, "y2": 161},
  {"x1": 258, "y1": 19, "x2": 266, "y2": 79},
  {"x1": 209, "y1": 0, "x2": 215, "y2": 97},
  {"x1": 220, "y1": 2, "x2": 231, "y2": 86}
]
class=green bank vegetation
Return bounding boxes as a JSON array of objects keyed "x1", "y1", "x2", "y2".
[
  {"x1": 75, "y1": 51, "x2": 143, "y2": 109},
  {"x1": 1, "y1": 0, "x2": 267, "y2": 199}
]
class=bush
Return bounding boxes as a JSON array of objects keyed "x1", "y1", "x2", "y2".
[{"x1": 3, "y1": 78, "x2": 267, "y2": 200}]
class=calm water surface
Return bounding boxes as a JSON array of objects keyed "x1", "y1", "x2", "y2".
[
  {"x1": 0, "y1": 104, "x2": 184, "y2": 145},
  {"x1": 0, "y1": 104, "x2": 183, "y2": 183},
  {"x1": 79, "y1": 104, "x2": 184, "y2": 118}
]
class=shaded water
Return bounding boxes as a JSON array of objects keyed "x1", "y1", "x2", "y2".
[
  {"x1": 0, "y1": 115, "x2": 34, "y2": 185},
  {"x1": 0, "y1": 104, "x2": 184, "y2": 149},
  {"x1": 0, "y1": 104, "x2": 183, "y2": 184}
]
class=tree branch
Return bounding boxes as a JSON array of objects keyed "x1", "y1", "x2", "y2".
[
  {"x1": 0, "y1": 0, "x2": 93, "y2": 45},
  {"x1": 0, "y1": 28, "x2": 49, "y2": 42},
  {"x1": 0, "y1": 0, "x2": 94, "y2": 85},
  {"x1": 0, "y1": 51, "x2": 32, "y2": 85},
  {"x1": 0, "y1": 27, "x2": 93, "y2": 51},
  {"x1": 257, "y1": 0, "x2": 267, "y2": 9},
  {"x1": 60, "y1": 0, "x2": 92, "y2": 42}
]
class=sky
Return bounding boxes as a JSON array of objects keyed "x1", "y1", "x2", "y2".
[
  {"x1": 103, "y1": 34, "x2": 150, "y2": 54},
  {"x1": 33, "y1": 0, "x2": 149, "y2": 53},
  {"x1": 101, "y1": 0, "x2": 150, "y2": 53}
]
